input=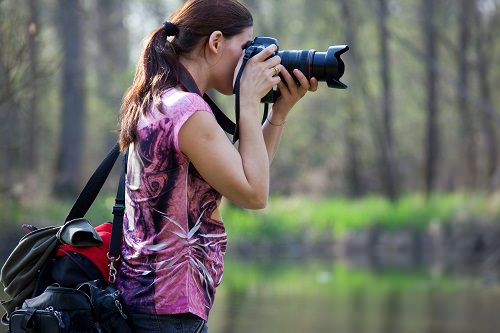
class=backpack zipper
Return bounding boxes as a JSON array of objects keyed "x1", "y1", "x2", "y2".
[{"x1": 46, "y1": 306, "x2": 65, "y2": 329}]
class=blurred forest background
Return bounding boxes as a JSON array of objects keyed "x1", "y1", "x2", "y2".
[
  {"x1": 1, "y1": 0, "x2": 499, "y2": 202},
  {"x1": 2, "y1": 1, "x2": 500, "y2": 332}
]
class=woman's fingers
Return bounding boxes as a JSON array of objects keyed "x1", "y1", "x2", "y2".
[{"x1": 251, "y1": 44, "x2": 278, "y2": 62}]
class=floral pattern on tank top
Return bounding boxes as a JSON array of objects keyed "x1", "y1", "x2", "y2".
[{"x1": 117, "y1": 88, "x2": 226, "y2": 321}]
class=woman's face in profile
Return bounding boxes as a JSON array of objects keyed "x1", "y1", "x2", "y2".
[{"x1": 212, "y1": 26, "x2": 254, "y2": 95}]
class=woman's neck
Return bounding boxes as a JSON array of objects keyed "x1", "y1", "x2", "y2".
[{"x1": 179, "y1": 56, "x2": 210, "y2": 95}]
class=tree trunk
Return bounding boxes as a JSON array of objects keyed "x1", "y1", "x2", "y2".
[
  {"x1": 340, "y1": 0, "x2": 363, "y2": 197},
  {"x1": 94, "y1": 0, "x2": 128, "y2": 104},
  {"x1": 474, "y1": 0, "x2": 498, "y2": 190},
  {"x1": 377, "y1": 0, "x2": 399, "y2": 200},
  {"x1": 54, "y1": 0, "x2": 86, "y2": 196},
  {"x1": 26, "y1": 0, "x2": 39, "y2": 170},
  {"x1": 422, "y1": 0, "x2": 440, "y2": 197},
  {"x1": 456, "y1": 0, "x2": 477, "y2": 190},
  {"x1": 94, "y1": 0, "x2": 129, "y2": 148},
  {"x1": 341, "y1": 1, "x2": 386, "y2": 195},
  {"x1": 0, "y1": 2, "x2": 24, "y2": 193}
]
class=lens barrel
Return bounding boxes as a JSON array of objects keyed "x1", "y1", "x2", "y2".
[{"x1": 278, "y1": 45, "x2": 349, "y2": 89}]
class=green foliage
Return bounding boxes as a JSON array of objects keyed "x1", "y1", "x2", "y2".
[
  {"x1": 2, "y1": 193, "x2": 497, "y2": 243},
  {"x1": 222, "y1": 193, "x2": 499, "y2": 242}
]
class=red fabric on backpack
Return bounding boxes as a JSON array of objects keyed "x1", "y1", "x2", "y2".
[{"x1": 55, "y1": 222, "x2": 112, "y2": 281}]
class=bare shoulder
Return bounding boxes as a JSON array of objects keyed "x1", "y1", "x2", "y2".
[{"x1": 178, "y1": 110, "x2": 229, "y2": 155}]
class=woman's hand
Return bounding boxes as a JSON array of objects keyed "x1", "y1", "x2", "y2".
[
  {"x1": 270, "y1": 67, "x2": 318, "y2": 122},
  {"x1": 235, "y1": 44, "x2": 282, "y2": 108}
]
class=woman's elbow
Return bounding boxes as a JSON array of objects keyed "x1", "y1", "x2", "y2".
[
  {"x1": 238, "y1": 192, "x2": 269, "y2": 210},
  {"x1": 249, "y1": 195, "x2": 268, "y2": 210}
]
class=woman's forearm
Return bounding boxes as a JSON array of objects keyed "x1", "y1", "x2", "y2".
[
  {"x1": 237, "y1": 101, "x2": 271, "y2": 207},
  {"x1": 262, "y1": 109, "x2": 287, "y2": 163}
]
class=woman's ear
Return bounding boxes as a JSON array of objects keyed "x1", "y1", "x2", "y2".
[{"x1": 207, "y1": 31, "x2": 224, "y2": 55}]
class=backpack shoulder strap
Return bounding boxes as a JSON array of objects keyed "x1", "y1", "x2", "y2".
[
  {"x1": 108, "y1": 152, "x2": 126, "y2": 258},
  {"x1": 65, "y1": 143, "x2": 121, "y2": 223}
]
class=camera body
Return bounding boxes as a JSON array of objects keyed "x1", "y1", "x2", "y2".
[
  {"x1": 242, "y1": 37, "x2": 280, "y2": 103},
  {"x1": 241, "y1": 36, "x2": 349, "y2": 103},
  {"x1": 243, "y1": 36, "x2": 279, "y2": 59}
]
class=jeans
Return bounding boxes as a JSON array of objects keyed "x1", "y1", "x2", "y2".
[{"x1": 130, "y1": 312, "x2": 208, "y2": 333}]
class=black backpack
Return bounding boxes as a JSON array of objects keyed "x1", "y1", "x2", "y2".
[{"x1": 2, "y1": 144, "x2": 135, "y2": 333}]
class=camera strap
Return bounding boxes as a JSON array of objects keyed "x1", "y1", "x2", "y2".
[
  {"x1": 232, "y1": 55, "x2": 269, "y2": 143},
  {"x1": 179, "y1": 63, "x2": 269, "y2": 144},
  {"x1": 178, "y1": 65, "x2": 237, "y2": 139}
]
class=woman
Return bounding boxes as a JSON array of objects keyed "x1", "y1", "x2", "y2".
[{"x1": 117, "y1": 0, "x2": 317, "y2": 332}]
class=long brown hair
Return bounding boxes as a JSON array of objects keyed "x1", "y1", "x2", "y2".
[{"x1": 119, "y1": 0, "x2": 253, "y2": 150}]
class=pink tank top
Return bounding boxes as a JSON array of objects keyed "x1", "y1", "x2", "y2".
[{"x1": 117, "y1": 88, "x2": 226, "y2": 321}]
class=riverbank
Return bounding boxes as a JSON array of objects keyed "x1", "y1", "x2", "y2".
[
  {"x1": 223, "y1": 194, "x2": 500, "y2": 282},
  {"x1": 2, "y1": 193, "x2": 500, "y2": 333},
  {"x1": 229, "y1": 218, "x2": 500, "y2": 281},
  {"x1": 2, "y1": 193, "x2": 500, "y2": 282}
]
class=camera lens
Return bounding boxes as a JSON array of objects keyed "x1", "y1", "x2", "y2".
[{"x1": 278, "y1": 45, "x2": 349, "y2": 89}]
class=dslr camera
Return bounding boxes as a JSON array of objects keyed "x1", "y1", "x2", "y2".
[{"x1": 242, "y1": 37, "x2": 349, "y2": 103}]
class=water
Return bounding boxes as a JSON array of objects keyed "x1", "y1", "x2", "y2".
[
  {"x1": 207, "y1": 258, "x2": 500, "y2": 333},
  {"x1": 2, "y1": 258, "x2": 499, "y2": 333}
]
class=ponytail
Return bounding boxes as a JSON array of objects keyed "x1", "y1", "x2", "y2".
[
  {"x1": 119, "y1": 26, "x2": 180, "y2": 150},
  {"x1": 119, "y1": 0, "x2": 253, "y2": 151}
]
